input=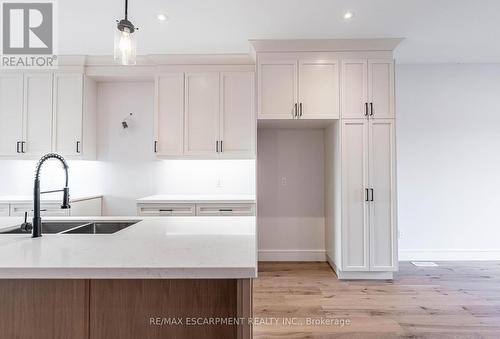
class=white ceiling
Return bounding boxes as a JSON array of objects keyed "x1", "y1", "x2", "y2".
[{"x1": 58, "y1": 0, "x2": 500, "y2": 63}]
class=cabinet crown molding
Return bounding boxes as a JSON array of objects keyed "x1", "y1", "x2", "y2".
[{"x1": 249, "y1": 38, "x2": 404, "y2": 53}]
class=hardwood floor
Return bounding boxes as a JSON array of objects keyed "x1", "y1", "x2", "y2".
[{"x1": 253, "y1": 261, "x2": 500, "y2": 338}]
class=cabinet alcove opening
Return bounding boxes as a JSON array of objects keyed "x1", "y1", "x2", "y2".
[{"x1": 257, "y1": 121, "x2": 337, "y2": 262}]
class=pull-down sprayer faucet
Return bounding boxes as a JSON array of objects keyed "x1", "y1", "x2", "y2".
[{"x1": 32, "y1": 153, "x2": 71, "y2": 238}]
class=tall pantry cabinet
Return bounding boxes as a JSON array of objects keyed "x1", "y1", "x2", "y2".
[
  {"x1": 339, "y1": 58, "x2": 397, "y2": 277},
  {"x1": 252, "y1": 39, "x2": 400, "y2": 279}
]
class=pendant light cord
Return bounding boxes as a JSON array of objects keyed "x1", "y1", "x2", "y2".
[{"x1": 124, "y1": 0, "x2": 128, "y2": 20}]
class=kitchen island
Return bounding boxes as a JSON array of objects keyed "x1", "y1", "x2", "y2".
[{"x1": 0, "y1": 216, "x2": 256, "y2": 339}]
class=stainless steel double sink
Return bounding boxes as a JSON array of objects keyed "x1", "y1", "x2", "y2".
[{"x1": 0, "y1": 221, "x2": 138, "y2": 234}]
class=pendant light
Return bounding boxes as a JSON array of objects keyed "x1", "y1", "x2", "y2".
[{"x1": 114, "y1": 0, "x2": 138, "y2": 65}]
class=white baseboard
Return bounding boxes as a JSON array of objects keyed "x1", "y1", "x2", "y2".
[
  {"x1": 399, "y1": 249, "x2": 500, "y2": 261},
  {"x1": 258, "y1": 249, "x2": 326, "y2": 261}
]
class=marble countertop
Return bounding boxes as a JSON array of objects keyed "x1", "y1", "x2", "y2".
[
  {"x1": 0, "y1": 194, "x2": 103, "y2": 204},
  {"x1": 0, "y1": 216, "x2": 256, "y2": 279},
  {"x1": 137, "y1": 194, "x2": 256, "y2": 204}
]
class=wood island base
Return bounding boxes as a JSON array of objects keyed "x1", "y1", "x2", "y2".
[{"x1": 0, "y1": 278, "x2": 253, "y2": 339}]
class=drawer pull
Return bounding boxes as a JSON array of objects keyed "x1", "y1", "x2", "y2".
[
  {"x1": 159, "y1": 209, "x2": 173, "y2": 212},
  {"x1": 219, "y1": 209, "x2": 233, "y2": 212}
]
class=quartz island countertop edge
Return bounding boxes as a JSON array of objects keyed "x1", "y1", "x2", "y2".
[{"x1": 0, "y1": 216, "x2": 257, "y2": 279}]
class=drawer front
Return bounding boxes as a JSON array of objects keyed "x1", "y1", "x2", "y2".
[
  {"x1": 0, "y1": 204, "x2": 9, "y2": 216},
  {"x1": 196, "y1": 203, "x2": 255, "y2": 216},
  {"x1": 9, "y1": 203, "x2": 70, "y2": 217},
  {"x1": 137, "y1": 203, "x2": 195, "y2": 216}
]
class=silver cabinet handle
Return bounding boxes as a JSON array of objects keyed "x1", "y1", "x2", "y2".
[
  {"x1": 370, "y1": 188, "x2": 374, "y2": 201},
  {"x1": 299, "y1": 102, "x2": 303, "y2": 117},
  {"x1": 76, "y1": 141, "x2": 81, "y2": 153},
  {"x1": 294, "y1": 103, "x2": 298, "y2": 118},
  {"x1": 16, "y1": 141, "x2": 21, "y2": 153},
  {"x1": 370, "y1": 103, "x2": 374, "y2": 116},
  {"x1": 220, "y1": 140, "x2": 223, "y2": 152},
  {"x1": 216, "y1": 140, "x2": 219, "y2": 153},
  {"x1": 365, "y1": 103, "x2": 368, "y2": 116}
]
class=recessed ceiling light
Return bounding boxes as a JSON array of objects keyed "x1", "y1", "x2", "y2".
[
  {"x1": 343, "y1": 11, "x2": 354, "y2": 20},
  {"x1": 157, "y1": 13, "x2": 168, "y2": 21}
]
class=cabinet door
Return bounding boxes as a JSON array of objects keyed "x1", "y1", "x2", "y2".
[
  {"x1": 368, "y1": 59, "x2": 394, "y2": 119},
  {"x1": 155, "y1": 73, "x2": 184, "y2": 156},
  {"x1": 369, "y1": 119, "x2": 397, "y2": 271},
  {"x1": 298, "y1": 59, "x2": 339, "y2": 119},
  {"x1": 0, "y1": 74, "x2": 24, "y2": 156},
  {"x1": 53, "y1": 73, "x2": 83, "y2": 156},
  {"x1": 219, "y1": 72, "x2": 255, "y2": 158},
  {"x1": 137, "y1": 204, "x2": 195, "y2": 216},
  {"x1": 341, "y1": 59, "x2": 368, "y2": 119},
  {"x1": 196, "y1": 203, "x2": 255, "y2": 216},
  {"x1": 0, "y1": 204, "x2": 9, "y2": 216},
  {"x1": 184, "y1": 72, "x2": 219, "y2": 156},
  {"x1": 341, "y1": 119, "x2": 369, "y2": 271},
  {"x1": 258, "y1": 59, "x2": 297, "y2": 119},
  {"x1": 10, "y1": 203, "x2": 70, "y2": 217},
  {"x1": 24, "y1": 73, "x2": 53, "y2": 155}
]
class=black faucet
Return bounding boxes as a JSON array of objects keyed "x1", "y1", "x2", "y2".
[{"x1": 32, "y1": 153, "x2": 71, "y2": 238}]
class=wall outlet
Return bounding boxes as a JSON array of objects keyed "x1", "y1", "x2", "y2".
[
  {"x1": 216, "y1": 179, "x2": 223, "y2": 188},
  {"x1": 281, "y1": 176, "x2": 287, "y2": 186}
]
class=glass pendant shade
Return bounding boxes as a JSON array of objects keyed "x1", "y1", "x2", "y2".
[{"x1": 114, "y1": 27, "x2": 137, "y2": 65}]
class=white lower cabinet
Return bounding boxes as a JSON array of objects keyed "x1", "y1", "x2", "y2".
[
  {"x1": 341, "y1": 118, "x2": 396, "y2": 272},
  {"x1": 137, "y1": 204, "x2": 196, "y2": 217},
  {"x1": 196, "y1": 203, "x2": 255, "y2": 216},
  {"x1": 0, "y1": 204, "x2": 9, "y2": 217},
  {"x1": 137, "y1": 203, "x2": 255, "y2": 217},
  {"x1": 6, "y1": 198, "x2": 102, "y2": 217},
  {"x1": 10, "y1": 203, "x2": 70, "y2": 217}
]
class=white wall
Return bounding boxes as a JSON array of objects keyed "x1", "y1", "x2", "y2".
[
  {"x1": 257, "y1": 128, "x2": 325, "y2": 261},
  {"x1": 0, "y1": 159, "x2": 104, "y2": 197},
  {"x1": 396, "y1": 64, "x2": 500, "y2": 260}
]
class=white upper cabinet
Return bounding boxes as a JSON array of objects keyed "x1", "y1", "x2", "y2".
[
  {"x1": 0, "y1": 74, "x2": 24, "y2": 156},
  {"x1": 341, "y1": 59, "x2": 368, "y2": 119},
  {"x1": 258, "y1": 59, "x2": 297, "y2": 119},
  {"x1": 298, "y1": 59, "x2": 339, "y2": 119},
  {"x1": 155, "y1": 73, "x2": 184, "y2": 156},
  {"x1": 53, "y1": 73, "x2": 83, "y2": 156},
  {"x1": 23, "y1": 73, "x2": 53, "y2": 156},
  {"x1": 154, "y1": 70, "x2": 255, "y2": 159},
  {"x1": 0, "y1": 71, "x2": 95, "y2": 159},
  {"x1": 368, "y1": 60, "x2": 395, "y2": 119},
  {"x1": 219, "y1": 72, "x2": 255, "y2": 157},
  {"x1": 341, "y1": 58, "x2": 394, "y2": 119},
  {"x1": 184, "y1": 72, "x2": 220, "y2": 156},
  {"x1": 258, "y1": 54, "x2": 339, "y2": 120}
]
